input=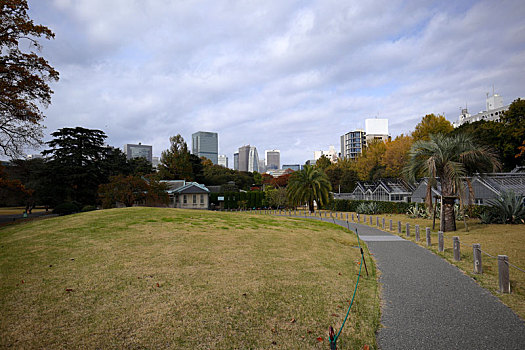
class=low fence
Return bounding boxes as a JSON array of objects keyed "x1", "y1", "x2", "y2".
[{"x1": 219, "y1": 208, "x2": 524, "y2": 295}]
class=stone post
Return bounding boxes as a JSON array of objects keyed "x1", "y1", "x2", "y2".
[
  {"x1": 438, "y1": 231, "x2": 444, "y2": 252},
  {"x1": 473, "y1": 244, "x2": 482, "y2": 274},
  {"x1": 453, "y1": 236, "x2": 461, "y2": 261},
  {"x1": 498, "y1": 255, "x2": 510, "y2": 293}
]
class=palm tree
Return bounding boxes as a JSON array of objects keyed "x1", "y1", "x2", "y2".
[
  {"x1": 287, "y1": 165, "x2": 331, "y2": 213},
  {"x1": 405, "y1": 133, "x2": 500, "y2": 231}
]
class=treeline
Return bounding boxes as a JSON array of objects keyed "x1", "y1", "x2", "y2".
[
  {"x1": 0, "y1": 128, "x2": 259, "y2": 209},
  {"x1": 319, "y1": 98, "x2": 525, "y2": 193}
]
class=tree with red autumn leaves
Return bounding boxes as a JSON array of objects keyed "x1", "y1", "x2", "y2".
[{"x1": 1, "y1": 0, "x2": 59, "y2": 157}]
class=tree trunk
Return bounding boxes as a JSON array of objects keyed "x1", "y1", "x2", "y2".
[
  {"x1": 442, "y1": 196, "x2": 456, "y2": 232},
  {"x1": 425, "y1": 181, "x2": 433, "y2": 212},
  {"x1": 466, "y1": 178, "x2": 475, "y2": 205},
  {"x1": 309, "y1": 200, "x2": 315, "y2": 213}
]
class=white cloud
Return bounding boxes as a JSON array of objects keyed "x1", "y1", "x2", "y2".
[{"x1": 24, "y1": 0, "x2": 525, "y2": 165}]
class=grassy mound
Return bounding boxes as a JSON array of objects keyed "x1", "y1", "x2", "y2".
[{"x1": 0, "y1": 207, "x2": 379, "y2": 349}]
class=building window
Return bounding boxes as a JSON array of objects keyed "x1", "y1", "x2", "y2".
[
  {"x1": 183, "y1": 195, "x2": 187, "y2": 204},
  {"x1": 193, "y1": 194, "x2": 197, "y2": 204},
  {"x1": 200, "y1": 194, "x2": 204, "y2": 204}
]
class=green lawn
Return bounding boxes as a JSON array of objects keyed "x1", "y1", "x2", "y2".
[{"x1": 0, "y1": 207, "x2": 379, "y2": 349}]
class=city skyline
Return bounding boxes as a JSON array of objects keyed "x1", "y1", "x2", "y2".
[{"x1": 20, "y1": 1, "x2": 525, "y2": 166}]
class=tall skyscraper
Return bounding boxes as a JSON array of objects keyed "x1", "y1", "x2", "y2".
[
  {"x1": 192, "y1": 131, "x2": 218, "y2": 164},
  {"x1": 233, "y1": 152, "x2": 239, "y2": 170},
  {"x1": 341, "y1": 129, "x2": 366, "y2": 159},
  {"x1": 124, "y1": 143, "x2": 153, "y2": 163},
  {"x1": 237, "y1": 145, "x2": 259, "y2": 172},
  {"x1": 218, "y1": 155, "x2": 228, "y2": 168},
  {"x1": 265, "y1": 150, "x2": 280, "y2": 170}
]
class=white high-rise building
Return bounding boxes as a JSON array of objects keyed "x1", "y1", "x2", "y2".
[
  {"x1": 365, "y1": 118, "x2": 389, "y2": 143},
  {"x1": 218, "y1": 155, "x2": 228, "y2": 168}
]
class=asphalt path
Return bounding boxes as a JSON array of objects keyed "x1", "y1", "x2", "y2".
[
  {"x1": 285, "y1": 214, "x2": 525, "y2": 349},
  {"x1": 0, "y1": 211, "x2": 52, "y2": 224}
]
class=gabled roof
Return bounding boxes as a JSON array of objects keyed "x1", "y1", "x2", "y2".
[
  {"x1": 160, "y1": 180, "x2": 187, "y2": 191},
  {"x1": 477, "y1": 173, "x2": 525, "y2": 195},
  {"x1": 172, "y1": 182, "x2": 210, "y2": 194}
]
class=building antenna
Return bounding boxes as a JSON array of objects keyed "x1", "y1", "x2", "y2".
[{"x1": 492, "y1": 84, "x2": 495, "y2": 96}]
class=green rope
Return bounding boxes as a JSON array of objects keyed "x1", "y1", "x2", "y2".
[{"x1": 333, "y1": 226, "x2": 364, "y2": 343}]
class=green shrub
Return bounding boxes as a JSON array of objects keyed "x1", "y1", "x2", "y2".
[
  {"x1": 81, "y1": 205, "x2": 96, "y2": 212},
  {"x1": 329, "y1": 199, "x2": 414, "y2": 214},
  {"x1": 52, "y1": 202, "x2": 80, "y2": 216}
]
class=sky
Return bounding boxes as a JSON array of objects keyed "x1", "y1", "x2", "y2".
[{"x1": 26, "y1": 0, "x2": 525, "y2": 166}]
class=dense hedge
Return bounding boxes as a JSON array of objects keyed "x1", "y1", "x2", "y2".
[
  {"x1": 210, "y1": 191, "x2": 265, "y2": 209},
  {"x1": 52, "y1": 202, "x2": 80, "y2": 215},
  {"x1": 327, "y1": 199, "x2": 414, "y2": 214}
]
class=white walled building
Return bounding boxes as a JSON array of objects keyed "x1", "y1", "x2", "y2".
[
  {"x1": 365, "y1": 118, "x2": 389, "y2": 143},
  {"x1": 218, "y1": 155, "x2": 228, "y2": 168},
  {"x1": 314, "y1": 145, "x2": 338, "y2": 163},
  {"x1": 453, "y1": 92, "x2": 508, "y2": 128}
]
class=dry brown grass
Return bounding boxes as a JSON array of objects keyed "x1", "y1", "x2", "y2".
[
  {"x1": 335, "y1": 210, "x2": 525, "y2": 319},
  {"x1": 0, "y1": 207, "x2": 379, "y2": 349}
]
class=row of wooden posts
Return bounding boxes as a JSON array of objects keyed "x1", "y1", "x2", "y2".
[{"x1": 226, "y1": 208, "x2": 512, "y2": 294}]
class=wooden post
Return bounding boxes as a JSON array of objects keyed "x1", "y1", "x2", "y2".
[
  {"x1": 406, "y1": 223, "x2": 410, "y2": 237},
  {"x1": 473, "y1": 244, "x2": 482, "y2": 274},
  {"x1": 376, "y1": 217, "x2": 379, "y2": 227},
  {"x1": 453, "y1": 236, "x2": 460, "y2": 261},
  {"x1": 358, "y1": 214, "x2": 360, "y2": 222},
  {"x1": 498, "y1": 255, "x2": 510, "y2": 293},
  {"x1": 389, "y1": 219, "x2": 393, "y2": 231},
  {"x1": 415, "y1": 225, "x2": 420, "y2": 242},
  {"x1": 382, "y1": 217, "x2": 385, "y2": 229},
  {"x1": 352, "y1": 213, "x2": 354, "y2": 221},
  {"x1": 369, "y1": 216, "x2": 372, "y2": 225},
  {"x1": 363, "y1": 214, "x2": 366, "y2": 223},
  {"x1": 438, "y1": 231, "x2": 444, "y2": 252},
  {"x1": 426, "y1": 227, "x2": 431, "y2": 246},
  {"x1": 397, "y1": 221, "x2": 401, "y2": 234},
  {"x1": 346, "y1": 213, "x2": 349, "y2": 221}
]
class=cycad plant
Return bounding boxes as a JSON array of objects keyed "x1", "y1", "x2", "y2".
[
  {"x1": 487, "y1": 191, "x2": 525, "y2": 224},
  {"x1": 287, "y1": 165, "x2": 331, "y2": 213},
  {"x1": 404, "y1": 133, "x2": 500, "y2": 231}
]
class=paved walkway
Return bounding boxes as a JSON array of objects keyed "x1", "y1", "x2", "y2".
[{"x1": 298, "y1": 215, "x2": 525, "y2": 349}]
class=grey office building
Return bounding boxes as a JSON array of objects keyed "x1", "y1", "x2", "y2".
[
  {"x1": 192, "y1": 131, "x2": 218, "y2": 164},
  {"x1": 233, "y1": 152, "x2": 239, "y2": 170},
  {"x1": 237, "y1": 145, "x2": 259, "y2": 172},
  {"x1": 265, "y1": 150, "x2": 280, "y2": 170},
  {"x1": 340, "y1": 130, "x2": 366, "y2": 159},
  {"x1": 124, "y1": 143, "x2": 153, "y2": 163}
]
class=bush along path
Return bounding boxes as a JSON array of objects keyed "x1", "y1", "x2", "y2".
[{"x1": 251, "y1": 209, "x2": 525, "y2": 350}]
